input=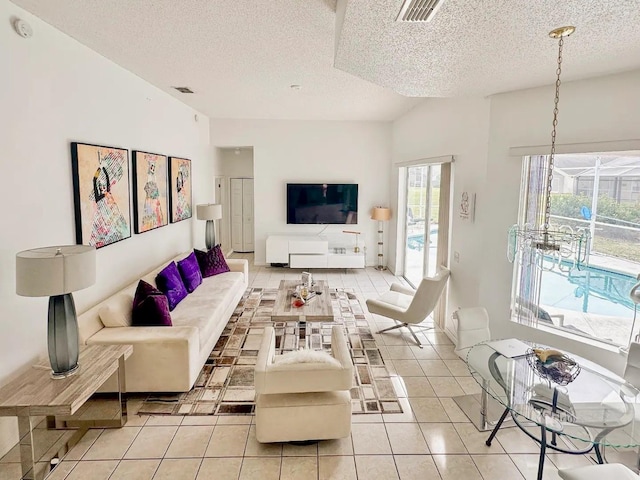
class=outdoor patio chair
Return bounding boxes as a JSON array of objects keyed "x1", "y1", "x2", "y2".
[{"x1": 366, "y1": 267, "x2": 450, "y2": 348}]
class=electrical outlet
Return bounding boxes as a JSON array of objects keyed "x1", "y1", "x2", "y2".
[{"x1": 454, "y1": 251, "x2": 460, "y2": 263}]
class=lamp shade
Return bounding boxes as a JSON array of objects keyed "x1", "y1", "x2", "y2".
[
  {"x1": 371, "y1": 207, "x2": 391, "y2": 221},
  {"x1": 16, "y1": 245, "x2": 96, "y2": 297},
  {"x1": 196, "y1": 204, "x2": 223, "y2": 221}
]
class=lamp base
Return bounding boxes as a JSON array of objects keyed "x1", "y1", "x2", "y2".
[
  {"x1": 51, "y1": 363, "x2": 80, "y2": 379},
  {"x1": 48, "y1": 294, "x2": 80, "y2": 379},
  {"x1": 205, "y1": 220, "x2": 216, "y2": 251}
]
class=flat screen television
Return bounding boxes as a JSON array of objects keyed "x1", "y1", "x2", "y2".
[{"x1": 287, "y1": 183, "x2": 358, "y2": 224}]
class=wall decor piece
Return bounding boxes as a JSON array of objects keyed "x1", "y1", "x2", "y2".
[
  {"x1": 71, "y1": 142, "x2": 131, "y2": 248},
  {"x1": 132, "y1": 150, "x2": 168, "y2": 234},
  {"x1": 459, "y1": 190, "x2": 476, "y2": 222},
  {"x1": 169, "y1": 156, "x2": 192, "y2": 223}
]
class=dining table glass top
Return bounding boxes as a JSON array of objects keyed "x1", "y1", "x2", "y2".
[{"x1": 467, "y1": 341, "x2": 640, "y2": 448}]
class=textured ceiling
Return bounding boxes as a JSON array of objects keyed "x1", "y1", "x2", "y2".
[
  {"x1": 9, "y1": 0, "x2": 640, "y2": 121},
  {"x1": 336, "y1": 0, "x2": 640, "y2": 97}
]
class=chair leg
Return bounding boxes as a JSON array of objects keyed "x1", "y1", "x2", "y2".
[
  {"x1": 377, "y1": 323, "x2": 406, "y2": 334},
  {"x1": 406, "y1": 325, "x2": 423, "y2": 348},
  {"x1": 377, "y1": 322, "x2": 424, "y2": 348}
]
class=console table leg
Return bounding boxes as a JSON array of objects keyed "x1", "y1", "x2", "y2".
[
  {"x1": 17, "y1": 412, "x2": 40, "y2": 480},
  {"x1": 117, "y1": 353, "x2": 128, "y2": 426}
]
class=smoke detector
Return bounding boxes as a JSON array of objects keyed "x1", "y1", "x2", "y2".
[
  {"x1": 13, "y1": 19, "x2": 33, "y2": 38},
  {"x1": 396, "y1": 0, "x2": 445, "y2": 22}
]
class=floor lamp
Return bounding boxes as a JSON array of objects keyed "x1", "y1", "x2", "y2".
[
  {"x1": 197, "y1": 204, "x2": 223, "y2": 250},
  {"x1": 371, "y1": 207, "x2": 391, "y2": 270},
  {"x1": 16, "y1": 245, "x2": 96, "y2": 378}
]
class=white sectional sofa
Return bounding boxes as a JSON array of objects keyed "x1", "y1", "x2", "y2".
[{"x1": 77, "y1": 253, "x2": 248, "y2": 392}]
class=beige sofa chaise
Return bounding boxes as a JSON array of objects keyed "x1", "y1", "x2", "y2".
[{"x1": 77, "y1": 253, "x2": 248, "y2": 392}]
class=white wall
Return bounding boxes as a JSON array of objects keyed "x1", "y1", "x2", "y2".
[
  {"x1": 391, "y1": 97, "x2": 491, "y2": 333},
  {"x1": 0, "y1": 1, "x2": 212, "y2": 455},
  {"x1": 210, "y1": 120, "x2": 392, "y2": 265}
]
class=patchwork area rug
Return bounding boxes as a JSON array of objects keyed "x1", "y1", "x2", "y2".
[{"x1": 138, "y1": 287, "x2": 403, "y2": 416}]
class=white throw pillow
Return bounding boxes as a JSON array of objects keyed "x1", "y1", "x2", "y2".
[
  {"x1": 98, "y1": 293, "x2": 134, "y2": 327},
  {"x1": 276, "y1": 349, "x2": 341, "y2": 367}
]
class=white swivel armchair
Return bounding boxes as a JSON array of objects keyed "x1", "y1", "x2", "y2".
[
  {"x1": 453, "y1": 307, "x2": 491, "y2": 360},
  {"x1": 254, "y1": 325, "x2": 353, "y2": 443},
  {"x1": 366, "y1": 267, "x2": 450, "y2": 348}
]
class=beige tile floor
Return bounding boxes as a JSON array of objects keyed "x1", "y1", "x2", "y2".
[{"x1": 0, "y1": 255, "x2": 597, "y2": 480}]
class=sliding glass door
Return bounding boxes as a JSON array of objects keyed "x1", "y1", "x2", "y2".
[{"x1": 403, "y1": 164, "x2": 441, "y2": 287}]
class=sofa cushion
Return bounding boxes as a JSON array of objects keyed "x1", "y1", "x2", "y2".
[
  {"x1": 177, "y1": 252, "x2": 202, "y2": 293},
  {"x1": 170, "y1": 271, "x2": 245, "y2": 350},
  {"x1": 195, "y1": 246, "x2": 230, "y2": 277},
  {"x1": 156, "y1": 262, "x2": 188, "y2": 311},
  {"x1": 132, "y1": 280, "x2": 172, "y2": 326},
  {"x1": 98, "y1": 292, "x2": 134, "y2": 327}
]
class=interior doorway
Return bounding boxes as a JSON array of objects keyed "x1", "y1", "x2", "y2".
[{"x1": 219, "y1": 147, "x2": 254, "y2": 253}]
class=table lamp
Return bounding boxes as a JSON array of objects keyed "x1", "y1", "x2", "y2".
[
  {"x1": 196, "y1": 203, "x2": 223, "y2": 250},
  {"x1": 371, "y1": 207, "x2": 392, "y2": 270},
  {"x1": 16, "y1": 245, "x2": 96, "y2": 378}
]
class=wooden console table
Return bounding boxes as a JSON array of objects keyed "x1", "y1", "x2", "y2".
[{"x1": 0, "y1": 344, "x2": 132, "y2": 480}]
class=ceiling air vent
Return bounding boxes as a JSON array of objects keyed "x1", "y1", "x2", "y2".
[
  {"x1": 173, "y1": 86, "x2": 194, "y2": 94},
  {"x1": 396, "y1": 0, "x2": 444, "y2": 22}
]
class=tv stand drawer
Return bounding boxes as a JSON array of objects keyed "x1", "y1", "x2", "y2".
[{"x1": 290, "y1": 254, "x2": 328, "y2": 268}]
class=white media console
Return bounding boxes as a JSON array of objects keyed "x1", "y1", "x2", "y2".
[{"x1": 265, "y1": 234, "x2": 365, "y2": 269}]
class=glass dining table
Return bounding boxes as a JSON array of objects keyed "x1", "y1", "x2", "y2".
[{"x1": 467, "y1": 340, "x2": 640, "y2": 480}]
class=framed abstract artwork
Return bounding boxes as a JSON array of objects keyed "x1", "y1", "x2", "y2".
[
  {"x1": 132, "y1": 150, "x2": 168, "y2": 234},
  {"x1": 71, "y1": 142, "x2": 132, "y2": 249},
  {"x1": 169, "y1": 156, "x2": 192, "y2": 223}
]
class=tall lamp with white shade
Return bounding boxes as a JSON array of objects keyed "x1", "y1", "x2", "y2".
[
  {"x1": 196, "y1": 203, "x2": 223, "y2": 250},
  {"x1": 16, "y1": 245, "x2": 96, "y2": 378},
  {"x1": 371, "y1": 207, "x2": 392, "y2": 270}
]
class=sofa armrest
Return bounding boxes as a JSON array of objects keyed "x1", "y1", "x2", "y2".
[
  {"x1": 331, "y1": 325, "x2": 353, "y2": 375},
  {"x1": 87, "y1": 326, "x2": 200, "y2": 392},
  {"x1": 227, "y1": 259, "x2": 249, "y2": 283},
  {"x1": 255, "y1": 326, "x2": 276, "y2": 393},
  {"x1": 390, "y1": 282, "x2": 416, "y2": 296}
]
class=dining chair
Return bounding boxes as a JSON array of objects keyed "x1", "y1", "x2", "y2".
[
  {"x1": 366, "y1": 267, "x2": 450, "y2": 348},
  {"x1": 453, "y1": 307, "x2": 491, "y2": 360},
  {"x1": 558, "y1": 463, "x2": 639, "y2": 479}
]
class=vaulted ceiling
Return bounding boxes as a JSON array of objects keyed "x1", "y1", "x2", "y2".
[{"x1": 10, "y1": 0, "x2": 640, "y2": 121}]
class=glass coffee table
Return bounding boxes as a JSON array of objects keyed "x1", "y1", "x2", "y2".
[{"x1": 467, "y1": 341, "x2": 640, "y2": 480}]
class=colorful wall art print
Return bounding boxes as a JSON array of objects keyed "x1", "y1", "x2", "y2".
[
  {"x1": 71, "y1": 142, "x2": 132, "y2": 249},
  {"x1": 169, "y1": 157, "x2": 192, "y2": 223},
  {"x1": 132, "y1": 151, "x2": 168, "y2": 234}
]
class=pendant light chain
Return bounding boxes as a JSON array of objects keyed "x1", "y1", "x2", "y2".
[{"x1": 543, "y1": 35, "x2": 565, "y2": 231}]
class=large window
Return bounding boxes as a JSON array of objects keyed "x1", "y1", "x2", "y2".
[{"x1": 512, "y1": 153, "x2": 640, "y2": 347}]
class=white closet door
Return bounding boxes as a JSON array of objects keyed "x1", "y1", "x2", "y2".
[
  {"x1": 230, "y1": 178, "x2": 244, "y2": 251},
  {"x1": 242, "y1": 179, "x2": 254, "y2": 251},
  {"x1": 230, "y1": 178, "x2": 254, "y2": 252}
]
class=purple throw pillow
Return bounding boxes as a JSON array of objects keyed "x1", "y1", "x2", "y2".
[
  {"x1": 155, "y1": 262, "x2": 188, "y2": 311},
  {"x1": 194, "y1": 245, "x2": 230, "y2": 278},
  {"x1": 177, "y1": 252, "x2": 202, "y2": 293},
  {"x1": 131, "y1": 280, "x2": 172, "y2": 326}
]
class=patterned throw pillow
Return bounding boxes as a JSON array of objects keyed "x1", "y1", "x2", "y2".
[
  {"x1": 177, "y1": 251, "x2": 203, "y2": 293},
  {"x1": 194, "y1": 245, "x2": 230, "y2": 278},
  {"x1": 155, "y1": 262, "x2": 188, "y2": 311},
  {"x1": 131, "y1": 280, "x2": 172, "y2": 326}
]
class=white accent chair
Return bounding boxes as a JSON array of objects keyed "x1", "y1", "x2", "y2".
[
  {"x1": 366, "y1": 267, "x2": 450, "y2": 348},
  {"x1": 453, "y1": 307, "x2": 491, "y2": 360},
  {"x1": 254, "y1": 325, "x2": 353, "y2": 443},
  {"x1": 625, "y1": 342, "x2": 640, "y2": 388},
  {"x1": 558, "y1": 463, "x2": 639, "y2": 479}
]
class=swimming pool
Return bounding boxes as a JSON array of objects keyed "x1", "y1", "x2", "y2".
[{"x1": 540, "y1": 261, "x2": 636, "y2": 317}]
